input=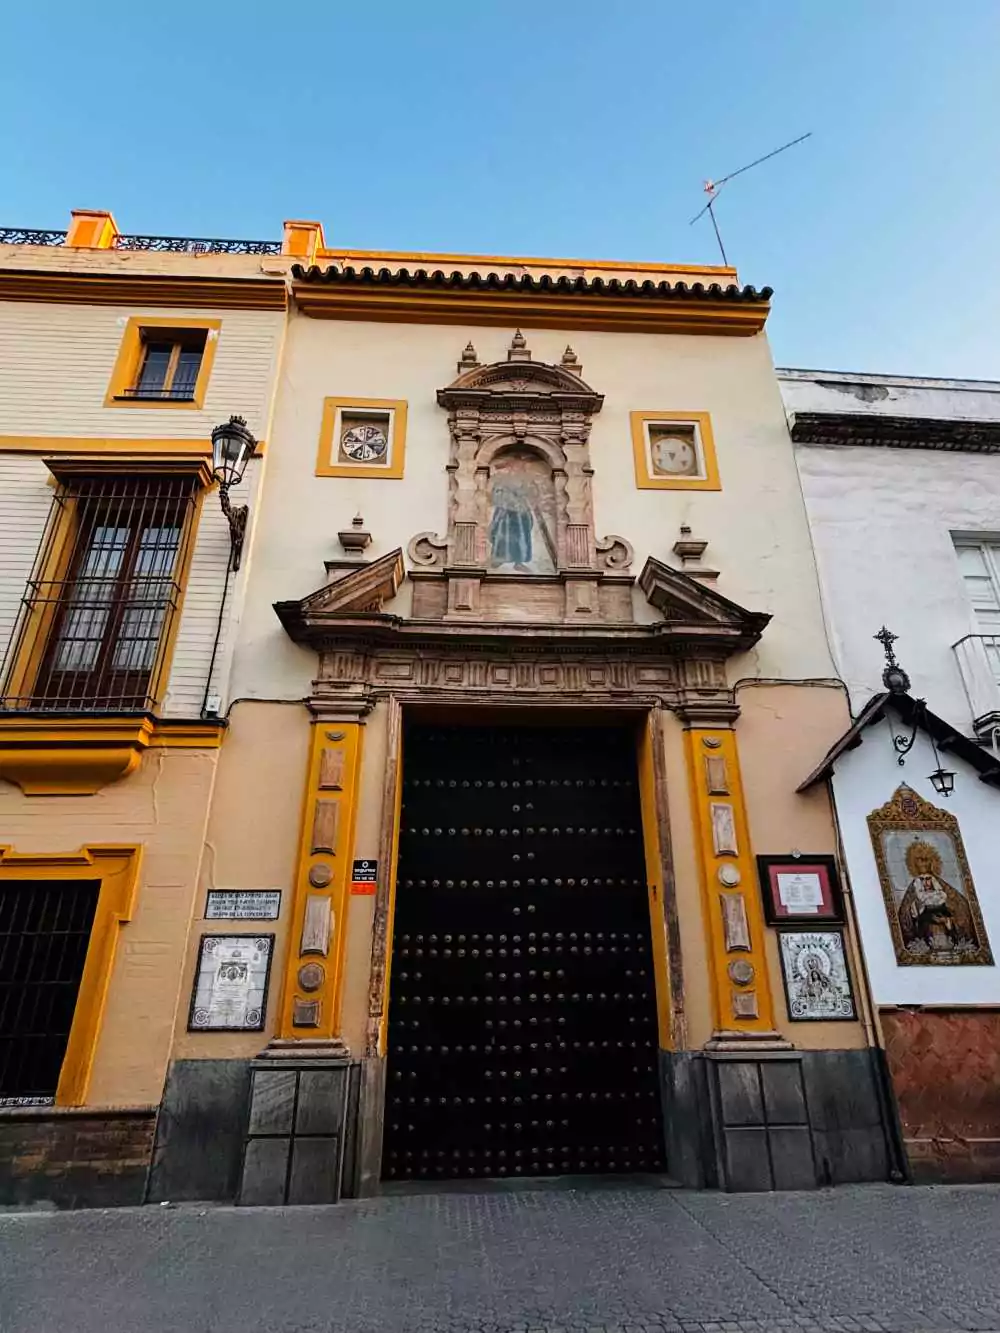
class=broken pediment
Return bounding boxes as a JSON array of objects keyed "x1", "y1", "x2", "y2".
[
  {"x1": 274, "y1": 548, "x2": 405, "y2": 640},
  {"x1": 639, "y1": 556, "x2": 770, "y2": 651},
  {"x1": 438, "y1": 331, "x2": 603, "y2": 413}
]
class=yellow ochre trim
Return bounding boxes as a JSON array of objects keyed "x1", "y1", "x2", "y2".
[
  {"x1": 316, "y1": 397, "x2": 408, "y2": 480},
  {"x1": 0, "y1": 842, "x2": 141, "y2": 1105},
  {"x1": 104, "y1": 317, "x2": 221, "y2": 410},
  {"x1": 0, "y1": 717, "x2": 226, "y2": 795},
  {"x1": 292, "y1": 284, "x2": 768, "y2": 336},
  {"x1": 0, "y1": 272, "x2": 287, "y2": 311},
  {"x1": 0, "y1": 435, "x2": 266, "y2": 456},
  {"x1": 320, "y1": 246, "x2": 737, "y2": 280},
  {"x1": 279, "y1": 721, "x2": 365, "y2": 1041},
  {"x1": 684, "y1": 728, "x2": 776, "y2": 1035},
  {"x1": 631, "y1": 411, "x2": 722, "y2": 491}
]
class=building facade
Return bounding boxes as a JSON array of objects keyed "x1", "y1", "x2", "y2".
[
  {"x1": 0, "y1": 215, "x2": 902, "y2": 1207},
  {"x1": 0, "y1": 210, "x2": 288, "y2": 1204},
  {"x1": 786, "y1": 368, "x2": 1000, "y2": 1181}
]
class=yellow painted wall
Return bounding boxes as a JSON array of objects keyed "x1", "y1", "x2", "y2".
[{"x1": 0, "y1": 747, "x2": 219, "y2": 1104}]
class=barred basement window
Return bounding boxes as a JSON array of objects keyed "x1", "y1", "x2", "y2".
[
  {"x1": 0, "y1": 879, "x2": 100, "y2": 1105},
  {"x1": 0, "y1": 472, "x2": 200, "y2": 713}
]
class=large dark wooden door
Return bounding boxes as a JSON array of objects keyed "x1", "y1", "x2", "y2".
[{"x1": 383, "y1": 722, "x2": 666, "y2": 1182}]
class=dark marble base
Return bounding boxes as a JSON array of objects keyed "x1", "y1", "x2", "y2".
[
  {"x1": 147, "y1": 1058, "x2": 252, "y2": 1203},
  {"x1": 659, "y1": 1047, "x2": 901, "y2": 1191},
  {"x1": 239, "y1": 1056, "x2": 352, "y2": 1205}
]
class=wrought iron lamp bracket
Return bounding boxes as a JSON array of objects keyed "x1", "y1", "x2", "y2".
[{"x1": 219, "y1": 484, "x2": 248, "y2": 571}]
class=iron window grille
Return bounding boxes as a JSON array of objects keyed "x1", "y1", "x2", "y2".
[
  {"x1": 0, "y1": 472, "x2": 200, "y2": 714},
  {"x1": 0, "y1": 879, "x2": 100, "y2": 1104}
]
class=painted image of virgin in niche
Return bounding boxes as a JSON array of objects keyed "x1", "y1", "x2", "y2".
[
  {"x1": 867, "y1": 784, "x2": 994, "y2": 966},
  {"x1": 488, "y1": 450, "x2": 557, "y2": 574}
]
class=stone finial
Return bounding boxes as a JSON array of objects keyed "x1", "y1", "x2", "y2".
[
  {"x1": 457, "y1": 341, "x2": 480, "y2": 374},
  {"x1": 507, "y1": 329, "x2": 531, "y2": 362},
  {"x1": 561, "y1": 345, "x2": 583, "y2": 377},
  {"x1": 337, "y1": 513, "x2": 372, "y2": 554},
  {"x1": 672, "y1": 525, "x2": 718, "y2": 584}
]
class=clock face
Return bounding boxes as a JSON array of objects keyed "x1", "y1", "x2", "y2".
[
  {"x1": 342, "y1": 422, "x2": 388, "y2": 462},
  {"x1": 651, "y1": 433, "x2": 699, "y2": 477}
]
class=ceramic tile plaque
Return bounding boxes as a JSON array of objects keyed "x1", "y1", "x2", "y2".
[{"x1": 188, "y1": 934, "x2": 274, "y2": 1031}]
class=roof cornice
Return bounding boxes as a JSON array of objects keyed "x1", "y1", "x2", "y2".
[
  {"x1": 0, "y1": 268, "x2": 287, "y2": 310},
  {"x1": 290, "y1": 264, "x2": 772, "y2": 335},
  {"x1": 790, "y1": 411, "x2": 1000, "y2": 453}
]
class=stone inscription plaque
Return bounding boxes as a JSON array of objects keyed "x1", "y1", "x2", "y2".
[{"x1": 205, "y1": 890, "x2": 282, "y2": 921}]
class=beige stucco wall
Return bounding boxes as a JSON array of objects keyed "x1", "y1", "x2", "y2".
[
  {"x1": 170, "y1": 701, "x2": 310, "y2": 1060},
  {"x1": 230, "y1": 313, "x2": 836, "y2": 701},
  {"x1": 736, "y1": 681, "x2": 866, "y2": 1050},
  {"x1": 0, "y1": 748, "x2": 219, "y2": 1104}
]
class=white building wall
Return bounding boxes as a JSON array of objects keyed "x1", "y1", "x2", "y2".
[
  {"x1": 831, "y1": 718, "x2": 1000, "y2": 1005},
  {"x1": 783, "y1": 371, "x2": 1000, "y2": 729}
]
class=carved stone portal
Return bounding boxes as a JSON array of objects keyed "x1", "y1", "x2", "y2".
[{"x1": 407, "y1": 333, "x2": 634, "y2": 625}]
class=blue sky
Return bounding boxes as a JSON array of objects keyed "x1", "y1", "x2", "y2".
[{"x1": 3, "y1": 2, "x2": 998, "y2": 377}]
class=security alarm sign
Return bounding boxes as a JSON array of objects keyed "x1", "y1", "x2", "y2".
[{"x1": 351, "y1": 860, "x2": 378, "y2": 895}]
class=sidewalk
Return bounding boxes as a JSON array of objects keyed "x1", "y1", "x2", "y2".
[{"x1": 1, "y1": 1181, "x2": 998, "y2": 1333}]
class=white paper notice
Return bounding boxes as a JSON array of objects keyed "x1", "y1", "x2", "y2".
[{"x1": 776, "y1": 871, "x2": 823, "y2": 914}]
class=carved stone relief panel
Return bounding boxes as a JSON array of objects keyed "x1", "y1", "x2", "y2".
[{"x1": 407, "y1": 334, "x2": 634, "y2": 624}]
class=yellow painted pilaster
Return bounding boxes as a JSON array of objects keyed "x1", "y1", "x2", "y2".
[
  {"x1": 279, "y1": 719, "x2": 364, "y2": 1041},
  {"x1": 684, "y1": 727, "x2": 777, "y2": 1036},
  {"x1": 282, "y1": 219, "x2": 326, "y2": 262},
  {"x1": 66, "y1": 209, "x2": 119, "y2": 248}
]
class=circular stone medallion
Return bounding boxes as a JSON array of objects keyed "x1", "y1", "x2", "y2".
[
  {"x1": 309, "y1": 863, "x2": 333, "y2": 888},
  {"x1": 717, "y1": 864, "x2": 742, "y2": 888},
  {"x1": 298, "y1": 962, "x2": 325, "y2": 992}
]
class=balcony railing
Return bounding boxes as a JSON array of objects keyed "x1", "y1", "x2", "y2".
[
  {"x1": 0, "y1": 228, "x2": 68, "y2": 246},
  {"x1": 0, "y1": 227, "x2": 282, "y2": 255},
  {"x1": 952, "y1": 634, "x2": 1000, "y2": 739},
  {"x1": 113, "y1": 234, "x2": 282, "y2": 255}
]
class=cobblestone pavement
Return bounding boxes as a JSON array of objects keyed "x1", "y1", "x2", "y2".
[{"x1": 2, "y1": 1181, "x2": 1000, "y2": 1333}]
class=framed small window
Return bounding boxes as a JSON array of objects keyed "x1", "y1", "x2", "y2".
[
  {"x1": 105, "y1": 317, "x2": 220, "y2": 409},
  {"x1": 316, "y1": 397, "x2": 407, "y2": 479},
  {"x1": 630, "y1": 411, "x2": 720, "y2": 491}
]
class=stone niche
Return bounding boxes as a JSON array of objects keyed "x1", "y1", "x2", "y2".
[{"x1": 407, "y1": 333, "x2": 634, "y2": 625}]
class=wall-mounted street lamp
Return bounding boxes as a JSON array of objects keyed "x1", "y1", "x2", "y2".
[
  {"x1": 211, "y1": 415, "x2": 256, "y2": 571},
  {"x1": 874, "y1": 626, "x2": 956, "y2": 796}
]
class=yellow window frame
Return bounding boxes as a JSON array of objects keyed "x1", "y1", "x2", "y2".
[
  {"x1": 0, "y1": 843, "x2": 142, "y2": 1105},
  {"x1": 630, "y1": 410, "x2": 722, "y2": 491},
  {"x1": 104, "y1": 317, "x2": 221, "y2": 410},
  {"x1": 2, "y1": 455, "x2": 211, "y2": 715},
  {"x1": 316, "y1": 396, "x2": 408, "y2": 479}
]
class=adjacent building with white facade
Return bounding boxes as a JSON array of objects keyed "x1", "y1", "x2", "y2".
[{"x1": 785, "y1": 368, "x2": 1000, "y2": 1181}]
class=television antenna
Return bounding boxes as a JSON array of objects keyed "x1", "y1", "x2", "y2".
[{"x1": 689, "y1": 131, "x2": 812, "y2": 265}]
